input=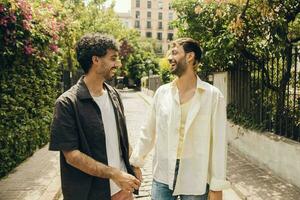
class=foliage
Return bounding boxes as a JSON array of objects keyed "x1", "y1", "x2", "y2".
[
  {"x1": 171, "y1": 0, "x2": 300, "y2": 73},
  {"x1": 227, "y1": 104, "x2": 266, "y2": 131},
  {"x1": 120, "y1": 30, "x2": 160, "y2": 87},
  {"x1": 171, "y1": 0, "x2": 300, "y2": 136},
  {"x1": 0, "y1": 0, "x2": 63, "y2": 177},
  {"x1": 159, "y1": 57, "x2": 173, "y2": 83}
]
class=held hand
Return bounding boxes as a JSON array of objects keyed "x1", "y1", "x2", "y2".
[
  {"x1": 111, "y1": 170, "x2": 141, "y2": 193},
  {"x1": 133, "y1": 166, "x2": 142, "y2": 182},
  {"x1": 208, "y1": 190, "x2": 222, "y2": 200}
]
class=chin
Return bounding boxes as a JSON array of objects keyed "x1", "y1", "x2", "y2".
[{"x1": 104, "y1": 75, "x2": 114, "y2": 81}]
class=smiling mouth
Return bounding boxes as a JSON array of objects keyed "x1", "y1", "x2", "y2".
[{"x1": 170, "y1": 62, "x2": 177, "y2": 70}]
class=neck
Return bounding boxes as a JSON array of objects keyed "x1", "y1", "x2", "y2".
[
  {"x1": 176, "y1": 68, "x2": 197, "y2": 92},
  {"x1": 83, "y1": 72, "x2": 105, "y2": 97}
]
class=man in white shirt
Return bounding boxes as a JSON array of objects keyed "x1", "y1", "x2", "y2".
[{"x1": 130, "y1": 38, "x2": 230, "y2": 200}]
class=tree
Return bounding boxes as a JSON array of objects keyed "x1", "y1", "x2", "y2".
[
  {"x1": 171, "y1": 0, "x2": 300, "y2": 134},
  {"x1": 119, "y1": 30, "x2": 160, "y2": 88}
]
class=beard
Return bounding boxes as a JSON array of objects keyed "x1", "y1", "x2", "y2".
[
  {"x1": 100, "y1": 66, "x2": 117, "y2": 81},
  {"x1": 170, "y1": 58, "x2": 187, "y2": 77}
]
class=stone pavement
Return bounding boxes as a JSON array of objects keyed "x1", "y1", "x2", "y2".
[
  {"x1": 227, "y1": 148, "x2": 300, "y2": 200},
  {"x1": 0, "y1": 145, "x2": 60, "y2": 200}
]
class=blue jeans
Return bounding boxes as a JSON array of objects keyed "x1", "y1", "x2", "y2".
[
  {"x1": 151, "y1": 160, "x2": 209, "y2": 200},
  {"x1": 151, "y1": 180, "x2": 209, "y2": 200}
]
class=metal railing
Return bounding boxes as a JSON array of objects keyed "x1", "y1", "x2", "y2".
[{"x1": 228, "y1": 47, "x2": 300, "y2": 142}]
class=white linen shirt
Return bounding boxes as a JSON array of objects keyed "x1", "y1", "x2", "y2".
[{"x1": 130, "y1": 76, "x2": 230, "y2": 195}]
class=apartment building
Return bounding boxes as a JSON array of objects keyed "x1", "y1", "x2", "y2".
[{"x1": 131, "y1": 0, "x2": 176, "y2": 54}]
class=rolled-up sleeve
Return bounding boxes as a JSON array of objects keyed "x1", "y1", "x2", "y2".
[
  {"x1": 129, "y1": 93, "x2": 158, "y2": 168},
  {"x1": 208, "y1": 91, "x2": 230, "y2": 191},
  {"x1": 49, "y1": 98, "x2": 79, "y2": 151}
]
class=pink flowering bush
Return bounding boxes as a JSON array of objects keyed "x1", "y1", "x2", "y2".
[{"x1": 0, "y1": 0, "x2": 65, "y2": 177}]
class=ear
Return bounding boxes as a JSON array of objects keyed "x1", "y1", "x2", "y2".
[
  {"x1": 186, "y1": 52, "x2": 195, "y2": 63},
  {"x1": 92, "y1": 56, "x2": 100, "y2": 64}
]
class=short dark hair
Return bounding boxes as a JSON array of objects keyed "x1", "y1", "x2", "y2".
[
  {"x1": 75, "y1": 33, "x2": 119, "y2": 73},
  {"x1": 172, "y1": 38, "x2": 202, "y2": 63}
]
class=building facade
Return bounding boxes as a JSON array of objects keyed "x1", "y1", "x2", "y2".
[
  {"x1": 131, "y1": 0, "x2": 176, "y2": 54},
  {"x1": 117, "y1": 11, "x2": 132, "y2": 28}
]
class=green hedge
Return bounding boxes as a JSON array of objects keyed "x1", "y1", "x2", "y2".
[{"x1": 0, "y1": 0, "x2": 61, "y2": 177}]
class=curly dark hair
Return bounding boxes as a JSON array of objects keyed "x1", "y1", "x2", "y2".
[{"x1": 75, "y1": 33, "x2": 119, "y2": 73}]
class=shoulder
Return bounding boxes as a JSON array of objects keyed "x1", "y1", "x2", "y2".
[
  {"x1": 55, "y1": 85, "x2": 78, "y2": 106},
  {"x1": 155, "y1": 82, "x2": 172, "y2": 95},
  {"x1": 200, "y1": 80, "x2": 224, "y2": 99}
]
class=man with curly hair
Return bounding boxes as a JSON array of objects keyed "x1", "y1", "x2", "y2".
[{"x1": 49, "y1": 33, "x2": 141, "y2": 200}]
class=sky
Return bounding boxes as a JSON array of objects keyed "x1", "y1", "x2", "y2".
[{"x1": 104, "y1": 0, "x2": 131, "y2": 13}]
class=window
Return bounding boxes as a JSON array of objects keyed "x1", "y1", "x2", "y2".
[
  {"x1": 135, "y1": 20, "x2": 140, "y2": 28},
  {"x1": 147, "y1": 21, "x2": 151, "y2": 28},
  {"x1": 158, "y1": 21, "x2": 163, "y2": 29},
  {"x1": 136, "y1": 11, "x2": 140, "y2": 19},
  {"x1": 146, "y1": 32, "x2": 152, "y2": 38},
  {"x1": 136, "y1": 0, "x2": 140, "y2": 8},
  {"x1": 169, "y1": 3, "x2": 172, "y2": 10},
  {"x1": 158, "y1": 12, "x2": 163, "y2": 20},
  {"x1": 157, "y1": 32, "x2": 162, "y2": 40},
  {"x1": 147, "y1": 11, "x2": 151, "y2": 19},
  {"x1": 158, "y1": 0, "x2": 163, "y2": 9},
  {"x1": 168, "y1": 23, "x2": 173, "y2": 30},
  {"x1": 147, "y1": 0, "x2": 151, "y2": 9},
  {"x1": 168, "y1": 12, "x2": 173, "y2": 21},
  {"x1": 167, "y1": 33, "x2": 174, "y2": 41}
]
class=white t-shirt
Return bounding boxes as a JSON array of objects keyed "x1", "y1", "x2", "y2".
[{"x1": 93, "y1": 89, "x2": 127, "y2": 196}]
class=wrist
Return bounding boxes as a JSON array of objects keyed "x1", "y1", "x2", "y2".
[
  {"x1": 132, "y1": 165, "x2": 139, "y2": 169},
  {"x1": 107, "y1": 166, "x2": 118, "y2": 179}
]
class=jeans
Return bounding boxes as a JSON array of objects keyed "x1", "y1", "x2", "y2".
[
  {"x1": 151, "y1": 160, "x2": 209, "y2": 200},
  {"x1": 151, "y1": 180, "x2": 209, "y2": 200}
]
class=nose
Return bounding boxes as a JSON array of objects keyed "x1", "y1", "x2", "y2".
[{"x1": 167, "y1": 54, "x2": 173, "y2": 64}]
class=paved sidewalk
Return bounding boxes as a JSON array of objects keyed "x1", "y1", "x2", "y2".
[
  {"x1": 0, "y1": 145, "x2": 60, "y2": 200},
  {"x1": 227, "y1": 148, "x2": 300, "y2": 200},
  {"x1": 137, "y1": 91, "x2": 300, "y2": 200}
]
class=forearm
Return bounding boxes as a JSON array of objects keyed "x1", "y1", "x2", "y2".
[{"x1": 63, "y1": 150, "x2": 117, "y2": 179}]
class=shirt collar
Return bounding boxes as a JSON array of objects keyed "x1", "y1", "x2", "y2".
[
  {"x1": 170, "y1": 75, "x2": 209, "y2": 92},
  {"x1": 77, "y1": 76, "x2": 113, "y2": 100}
]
